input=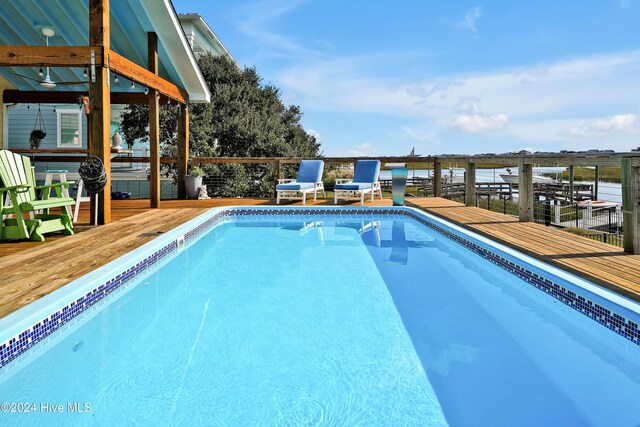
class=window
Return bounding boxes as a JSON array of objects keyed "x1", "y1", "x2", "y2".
[{"x1": 57, "y1": 110, "x2": 82, "y2": 147}]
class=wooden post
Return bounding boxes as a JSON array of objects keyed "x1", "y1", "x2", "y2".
[
  {"x1": 594, "y1": 165, "x2": 599, "y2": 200},
  {"x1": 177, "y1": 104, "x2": 189, "y2": 199},
  {"x1": 465, "y1": 161, "x2": 476, "y2": 206},
  {"x1": 622, "y1": 157, "x2": 640, "y2": 254},
  {"x1": 148, "y1": 32, "x2": 160, "y2": 208},
  {"x1": 433, "y1": 160, "x2": 442, "y2": 197},
  {"x1": 519, "y1": 160, "x2": 534, "y2": 222},
  {"x1": 273, "y1": 159, "x2": 281, "y2": 197},
  {"x1": 568, "y1": 164, "x2": 575, "y2": 203},
  {"x1": 88, "y1": 0, "x2": 111, "y2": 224}
]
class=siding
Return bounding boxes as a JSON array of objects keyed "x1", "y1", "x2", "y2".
[
  {"x1": 7, "y1": 103, "x2": 87, "y2": 173},
  {"x1": 4, "y1": 104, "x2": 168, "y2": 198}
]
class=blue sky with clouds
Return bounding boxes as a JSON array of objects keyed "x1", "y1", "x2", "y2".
[{"x1": 175, "y1": 0, "x2": 640, "y2": 156}]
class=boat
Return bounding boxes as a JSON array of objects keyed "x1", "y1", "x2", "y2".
[
  {"x1": 500, "y1": 168, "x2": 557, "y2": 184},
  {"x1": 577, "y1": 200, "x2": 619, "y2": 209}
]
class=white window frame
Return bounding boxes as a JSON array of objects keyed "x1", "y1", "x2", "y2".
[{"x1": 56, "y1": 109, "x2": 82, "y2": 147}]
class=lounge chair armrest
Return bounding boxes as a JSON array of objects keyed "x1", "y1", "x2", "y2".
[
  {"x1": 277, "y1": 178, "x2": 296, "y2": 184},
  {"x1": 335, "y1": 179, "x2": 352, "y2": 184},
  {"x1": 0, "y1": 184, "x2": 30, "y2": 193},
  {"x1": 36, "y1": 181, "x2": 75, "y2": 190}
]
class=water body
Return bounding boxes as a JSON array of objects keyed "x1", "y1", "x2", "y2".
[{"x1": 380, "y1": 168, "x2": 622, "y2": 203}]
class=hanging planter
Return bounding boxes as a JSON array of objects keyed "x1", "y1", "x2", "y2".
[{"x1": 30, "y1": 104, "x2": 47, "y2": 150}]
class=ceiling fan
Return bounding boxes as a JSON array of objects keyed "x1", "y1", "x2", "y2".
[{"x1": 11, "y1": 27, "x2": 87, "y2": 88}]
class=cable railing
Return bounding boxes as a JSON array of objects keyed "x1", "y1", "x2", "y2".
[{"x1": 8, "y1": 151, "x2": 640, "y2": 250}]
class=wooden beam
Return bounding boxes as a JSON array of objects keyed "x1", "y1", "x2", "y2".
[
  {"x1": 3, "y1": 89, "x2": 173, "y2": 105},
  {"x1": 622, "y1": 158, "x2": 640, "y2": 254},
  {"x1": 569, "y1": 164, "x2": 575, "y2": 203},
  {"x1": 9, "y1": 148, "x2": 89, "y2": 154},
  {"x1": 465, "y1": 161, "x2": 476, "y2": 206},
  {"x1": 177, "y1": 104, "x2": 189, "y2": 199},
  {"x1": 88, "y1": 0, "x2": 111, "y2": 225},
  {"x1": 148, "y1": 32, "x2": 161, "y2": 209},
  {"x1": 108, "y1": 48, "x2": 188, "y2": 105},
  {"x1": 0, "y1": 46, "x2": 101, "y2": 67},
  {"x1": 433, "y1": 161, "x2": 442, "y2": 197},
  {"x1": 594, "y1": 165, "x2": 600, "y2": 200},
  {"x1": 518, "y1": 161, "x2": 534, "y2": 222},
  {"x1": 273, "y1": 159, "x2": 281, "y2": 197}
]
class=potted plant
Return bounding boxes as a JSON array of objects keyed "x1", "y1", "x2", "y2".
[{"x1": 185, "y1": 165, "x2": 205, "y2": 199}]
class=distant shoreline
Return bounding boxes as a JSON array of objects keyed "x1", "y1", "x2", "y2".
[{"x1": 542, "y1": 166, "x2": 622, "y2": 184}]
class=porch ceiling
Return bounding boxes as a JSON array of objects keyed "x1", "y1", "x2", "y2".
[{"x1": 0, "y1": 0, "x2": 210, "y2": 103}]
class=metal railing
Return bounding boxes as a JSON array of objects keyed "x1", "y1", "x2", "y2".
[{"x1": 7, "y1": 150, "x2": 640, "y2": 252}]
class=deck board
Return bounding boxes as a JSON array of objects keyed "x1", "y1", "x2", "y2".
[
  {"x1": 0, "y1": 196, "x2": 639, "y2": 320},
  {"x1": 406, "y1": 198, "x2": 640, "y2": 300}
]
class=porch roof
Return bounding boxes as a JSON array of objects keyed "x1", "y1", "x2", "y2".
[{"x1": 0, "y1": 0, "x2": 210, "y2": 103}]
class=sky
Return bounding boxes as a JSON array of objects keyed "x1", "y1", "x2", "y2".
[{"x1": 174, "y1": 0, "x2": 640, "y2": 156}]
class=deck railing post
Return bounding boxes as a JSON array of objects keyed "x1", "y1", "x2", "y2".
[
  {"x1": 148, "y1": 32, "x2": 160, "y2": 208},
  {"x1": 594, "y1": 165, "x2": 599, "y2": 200},
  {"x1": 621, "y1": 157, "x2": 640, "y2": 254},
  {"x1": 177, "y1": 104, "x2": 189, "y2": 199},
  {"x1": 273, "y1": 159, "x2": 281, "y2": 198},
  {"x1": 568, "y1": 164, "x2": 575, "y2": 202},
  {"x1": 518, "y1": 160, "x2": 534, "y2": 222},
  {"x1": 88, "y1": 0, "x2": 111, "y2": 224},
  {"x1": 433, "y1": 160, "x2": 442, "y2": 197},
  {"x1": 465, "y1": 161, "x2": 476, "y2": 206}
]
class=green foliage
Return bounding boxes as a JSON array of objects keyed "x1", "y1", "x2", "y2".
[
  {"x1": 120, "y1": 54, "x2": 320, "y2": 196},
  {"x1": 189, "y1": 165, "x2": 205, "y2": 177}
]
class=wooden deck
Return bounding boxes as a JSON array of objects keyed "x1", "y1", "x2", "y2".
[{"x1": 0, "y1": 197, "x2": 639, "y2": 320}]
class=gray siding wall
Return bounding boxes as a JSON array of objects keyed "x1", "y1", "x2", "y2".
[{"x1": 6, "y1": 103, "x2": 87, "y2": 173}]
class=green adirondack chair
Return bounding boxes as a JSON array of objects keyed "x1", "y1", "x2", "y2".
[{"x1": 0, "y1": 150, "x2": 74, "y2": 241}]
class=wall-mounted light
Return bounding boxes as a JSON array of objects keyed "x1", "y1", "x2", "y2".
[
  {"x1": 130, "y1": 81, "x2": 135, "y2": 89},
  {"x1": 144, "y1": 87, "x2": 149, "y2": 95},
  {"x1": 114, "y1": 74, "x2": 119, "y2": 83},
  {"x1": 39, "y1": 67, "x2": 43, "y2": 78}
]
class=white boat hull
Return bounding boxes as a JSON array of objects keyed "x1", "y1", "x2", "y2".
[{"x1": 500, "y1": 174, "x2": 556, "y2": 184}]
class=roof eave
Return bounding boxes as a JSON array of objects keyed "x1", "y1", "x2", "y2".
[{"x1": 140, "y1": 0, "x2": 211, "y2": 103}]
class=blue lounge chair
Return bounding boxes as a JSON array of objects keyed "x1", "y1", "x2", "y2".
[
  {"x1": 276, "y1": 160, "x2": 325, "y2": 204},
  {"x1": 334, "y1": 160, "x2": 382, "y2": 205}
]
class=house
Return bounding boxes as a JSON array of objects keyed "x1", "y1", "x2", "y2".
[{"x1": 0, "y1": 7, "x2": 230, "y2": 200}]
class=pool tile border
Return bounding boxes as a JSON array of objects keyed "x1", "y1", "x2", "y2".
[{"x1": 1, "y1": 207, "x2": 638, "y2": 370}]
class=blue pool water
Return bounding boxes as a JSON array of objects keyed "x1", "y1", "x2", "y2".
[{"x1": 1, "y1": 214, "x2": 639, "y2": 426}]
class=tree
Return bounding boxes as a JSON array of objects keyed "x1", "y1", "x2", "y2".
[{"x1": 120, "y1": 54, "x2": 320, "y2": 196}]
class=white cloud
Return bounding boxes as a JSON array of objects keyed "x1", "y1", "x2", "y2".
[
  {"x1": 231, "y1": 1, "x2": 640, "y2": 153},
  {"x1": 450, "y1": 113, "x2": 509, "y2": 133},
  {"x1": 232, "y1": 0, "x2": 324, "y2": 59},
  {"x1": 564, "y1": 114, "x2": 638, "y2": 138},
  {"x1": 453, "y1": 97, "x2": 483, "y2": 114},
  {"x1": 335, "y1": 143, "x2": 377, "y2": 157},
  {"x1": 457, "y1": 7, "x2": 482, "y2": 34},
  {"x1": 402, "y1": 127, "x2": 434, "y2": 142},
  {"x1": 306, "y1": 128, "x2": 321, "y2": 143}
]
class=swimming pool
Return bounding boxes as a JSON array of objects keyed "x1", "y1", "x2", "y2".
[{"x1": 1, "y1": 207, "x2": 639, "y2": 426}]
